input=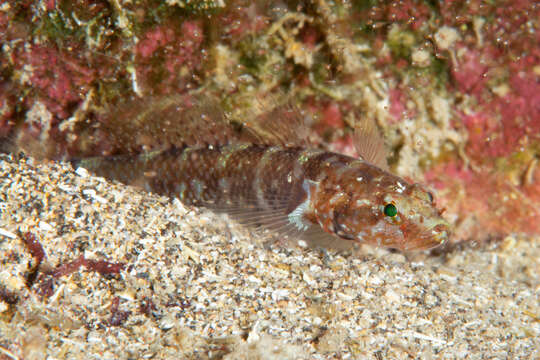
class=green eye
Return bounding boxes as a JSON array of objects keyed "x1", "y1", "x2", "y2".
[{"x1": 384, "y1": 203, "x2": 398, "y2": 217}]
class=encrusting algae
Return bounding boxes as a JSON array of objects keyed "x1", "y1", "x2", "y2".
[{"x1": 8, "y1": 95, "x2": 450, "y2": 252}]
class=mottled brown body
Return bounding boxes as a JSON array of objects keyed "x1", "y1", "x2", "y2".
[
  {"x1": 80, "y1": 145, "x2": 310, "y2": 210},
  {"x1": 78, "y1": 143, "x2": 450, "y2": 250},
  {"x1": 4, "y1": 92, "x2": 450, "y2": 250},
  {"x1": 8, "y1": 94, "x2": 449, "y2": 250}
]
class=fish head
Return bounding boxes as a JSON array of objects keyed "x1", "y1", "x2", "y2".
[
  {"x1": 367, "y1": 182, "x2": 451, "y2": 251},
  {"x1": 319, "y1": 173, "x2": 451, "y2": 251}
]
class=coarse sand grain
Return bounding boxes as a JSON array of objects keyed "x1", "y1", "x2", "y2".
[{"x1": 0, "y1": 154, "x2": 538, "y2": 359}]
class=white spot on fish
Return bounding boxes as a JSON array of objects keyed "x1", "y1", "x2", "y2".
[
  {"x1": 218, "y1": 178, "x2": 230, "y2": 194},
  {"x1": 356, "y1": 199, "x2": 371, "y2": 206},
  {"x1": 329, "y1": 192, "x2": 345, "y2": 205},
  {"x1": 356, "y1": 231, "x2": 367, "y2": 242}
]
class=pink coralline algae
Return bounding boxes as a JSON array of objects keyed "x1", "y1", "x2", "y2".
[
  {"x1": 217, "y1": 4, "x2": 269, "y2": 41},
  {"x1": 13, "y1": 45, "x2": 96, "y2": 119},
  {"x1": 424, "y1": 0, "x2": 540, "y2": 243},
  {"x1": 363, "y1": 0, "x2": 431, "y2": 31},
  {"x1": 460, "y1": 69, "x2": 540, "y2": 160},
  {"x1": 321, "y1": 102, "x2": 344, "y2": 128},
  {"x1": 425, "y1": 162, "x2": 540, "y2": 241},
  {"x1": 388, "y1": 87, "x2": 419, "y2": 123},
  {"x1": 135, "y1": 20, "x2": 205, "y2": 94},
  {"x1": 451, "y1": 48, "x2": 489, "y2": 98},
  {"x1": 136, "y1": 27, "x2": 176, "y2": 59}
]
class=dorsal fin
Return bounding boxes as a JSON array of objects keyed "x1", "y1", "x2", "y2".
[
  {"x1": 100, "y1": 94, "x2": 313, "y2": 154},
  {"x1": 353, "y1": 116, "x2": 389, "y2": 170},
  {"x1": 239, "y1": 101, "x2": 311, "y2": 148},
  {"x1": 99, "y1": 94, "x2": 244, "y2": 153}
]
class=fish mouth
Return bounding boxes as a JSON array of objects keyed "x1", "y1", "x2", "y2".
[
  {"x1": 403, "y1": 222, "x2": 451, "y2": 251},
  {"x1": 365, "y1": 219, "x2": 452, "y2": 251}
]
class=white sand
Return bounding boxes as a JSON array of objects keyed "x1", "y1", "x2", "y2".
[{"x1": 1, "y1": 154, "x2": 538, "y2": 359}]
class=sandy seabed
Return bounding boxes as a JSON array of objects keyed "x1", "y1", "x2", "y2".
[{"x1": 0, "y1": 154, "x2": 538, "y2": 359}]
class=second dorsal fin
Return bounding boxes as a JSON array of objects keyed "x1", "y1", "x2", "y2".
[
  {"x1": 239, "y1": 101, "x2": 311, "y2": 148},
  {"x1": 353, "y1": 116, "x2": 389, "y2": 170}
]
